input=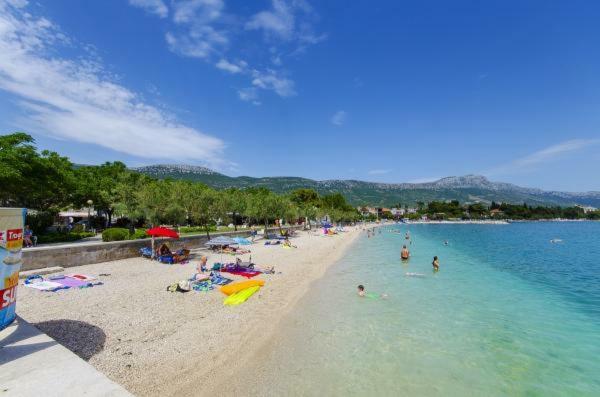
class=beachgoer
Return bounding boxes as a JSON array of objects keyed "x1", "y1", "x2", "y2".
[
  {"x1": 401, "y1": 245, "x2": 410, "y2": 260},
  {"x1": 432, "y1": 256, "x2": 440, "y2": 272},
  {"x1": 357, "y1": 284, "x2": 366, "y2": 297},
  {"x1": 157, "y1": 243, "x2": 171, "y2": 257},
  {"x1": 196, "y1": 255, "x2": 208, "y2": 273},
  {"x1": 283, "y1": 237, "x2": 297, "y2": 248},
  {"x1": 23, "y1": 225, "x2": 34, "y2": 247}
]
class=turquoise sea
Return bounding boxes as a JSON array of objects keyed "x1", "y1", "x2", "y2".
[{"x1": 248, "y1": 222, "x2": 600, "y2": 396}]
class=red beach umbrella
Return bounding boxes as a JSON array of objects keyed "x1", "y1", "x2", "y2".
[
  {"x1": 146, "y1": 227, "x2": 179, "y2": 239},
  {"x1": 146, "y1": 227, "x2": 179, "y2": 259}
]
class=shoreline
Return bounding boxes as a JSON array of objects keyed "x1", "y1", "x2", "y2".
[
  {"x1": 16, "y1": 225, "x2": 367, "y2": 396},
  {"x1": 172, "y1": 226, "x2": 365, "y2": 396}
]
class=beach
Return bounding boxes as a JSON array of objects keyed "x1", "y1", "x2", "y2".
[{"x1": 16, "y1": 227, "x2": 364, "y2": 396}]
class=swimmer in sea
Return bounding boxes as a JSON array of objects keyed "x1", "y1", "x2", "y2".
[
  {"x1": 357, "y1": 284, "x2": 366, "y2": 297},
  {"x1": 357, "y1": 284, "x2": 388, "y2": 299},
  {"x1": 444, "y1": 240, "x2": 448, "y2": 246},
  {"x1": 401, "y1": 245, "x2": 410, "y2": 260},
  {"x1": 432, "y1": 256, "x2": 440, "y2": 272}
]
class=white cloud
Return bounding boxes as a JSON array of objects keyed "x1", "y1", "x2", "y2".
[
  {"x1": 0, "y1": 1, "x2": 226, "y2": 165},
  {"x1": 486, "y1": 139, "x2": 600, "y2": 176},
  {"x1": 237, "y1": 87, "x2": 261, "y2": 106},
  {"x1": 165, "y1": 0, "x2": 227, "y2": 59},
  {"x1": 127, "y1": 0, "x2": 320, "y2": 103},
  {"x1": 129, "y1": 0, "x2": 168, "y2": 18},
  {"x1": 330, "y1": 110, "x2": 347, "y2": 126},
  {"x1": 215, "y1": 58, "x2": 246, "y2": 74},
  {"x1": 251, "y1": 69, "x2": 296, "y2": 97},
  {"x1": 246, "y1": 0, "x2": 295, "y2": 39},
  {"x1": 368, "y1": 169, "x2": 391, "y2": 175},
  {"x1": 165, "y1": 25, "x2": 227, "y2": 59},
  {"x1": 172, "y1": 0, "x2": 223, "y2": 24}
]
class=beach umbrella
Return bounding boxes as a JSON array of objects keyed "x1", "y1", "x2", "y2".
[
  {"x1": 205, "y1": 236, "x2": 237, "y2": 247},
  {"x1": 232, "y1": 237, "x2": 252, "y2": 245},
  {"x1": 146, "y1": 227, "x2": 179, "y2": 239},
  {"x1": 146, "y1": 227, "x2": 179, "y2": 259},
  {"x1": 205, "y1": 236, "x2": 240, "y2": 264}
]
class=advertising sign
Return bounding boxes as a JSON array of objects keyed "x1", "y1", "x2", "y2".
[{"x1": 0, "y1": 208, "x2": 26, "y2": 330}]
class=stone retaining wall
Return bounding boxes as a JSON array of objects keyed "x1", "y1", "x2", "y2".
[{"x1": 21, "y1": 226, "x2": 302, "y2": 271}]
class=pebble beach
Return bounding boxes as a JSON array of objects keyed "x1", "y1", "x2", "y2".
[{"x1": 17, "y1": 227, "x2": 364, "y2": 396}]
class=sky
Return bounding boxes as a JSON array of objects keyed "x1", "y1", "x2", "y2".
[{"x1": 1, "y1": 0, "x2": 599, "y2": 192}]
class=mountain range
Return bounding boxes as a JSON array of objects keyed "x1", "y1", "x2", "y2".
[{"x1": 132, "y1": 164, "x2": 600, "y2": 208}]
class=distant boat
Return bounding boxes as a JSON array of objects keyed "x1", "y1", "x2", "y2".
[{"x1": 550, "y1": 239, "x2": 563, "y2": 243}]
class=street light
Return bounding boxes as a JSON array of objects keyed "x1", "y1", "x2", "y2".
[{"x1": 86, "y1": 200, "x2": 93, "y2": 231}]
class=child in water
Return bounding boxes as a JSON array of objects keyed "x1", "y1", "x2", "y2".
[
  {"x1": 357, "y1": 285, "x2": 366, "y2": 297},
  {"x1": 432, "y1": 256, "x2": 440, "y2": 272},
  {"x1": 357, "y1": 285, "x2": 388, "y2": 299}
]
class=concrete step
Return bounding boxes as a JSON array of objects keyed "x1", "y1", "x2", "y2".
[
  {"x1": 0, "y1": 318, "x2": 132, "y2": 396},
  {"x1": 19, "y1": 267, "x2": 64, "y2": 279}
]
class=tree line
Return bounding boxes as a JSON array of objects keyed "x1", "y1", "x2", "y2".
[
  {"x1": 0, "y1": 133, "x2": 361, "y2": 236},
  {"x1": 384, "y1": 200, "x2": 600, "y2": 220}
]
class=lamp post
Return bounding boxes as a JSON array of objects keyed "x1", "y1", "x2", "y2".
[{"x1": 86, "y1": 200, "x2": 93, "y2": 232}]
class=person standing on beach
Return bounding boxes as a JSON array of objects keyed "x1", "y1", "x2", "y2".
[{"x1": 432, "y1": 256, "x2": 440, "y2": 272}]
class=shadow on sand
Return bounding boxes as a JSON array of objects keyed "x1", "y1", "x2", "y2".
[{"x1": 34, "y1": 319, "x2": 106, "y2": 361}]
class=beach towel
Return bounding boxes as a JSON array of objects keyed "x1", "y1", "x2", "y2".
[
  {"x1": 192, "y1": 281, "x2": 214, "y2": 292},
  {"x1": 24, "y1": 280, "x2": 66, "y2": 292},
  {"x1": 221, "y1": 269, "x2": 261, "y2": 278},
  {"x1": 66, "y1": 274, "x2": 97, "y2": 281},
  {"x1": 158, "y1": 255, "x2": 175, "y2": 264},
  {"x1": 50, "y1": 276, "x2": 102, "y2": 288},
  {"x1": 210, "y1": 273, "x2": 233, "y2": 285}
]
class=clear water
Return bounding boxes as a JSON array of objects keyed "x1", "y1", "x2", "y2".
[{"x1": 247, "y1": 222, "x2": 600, "y2": 396}]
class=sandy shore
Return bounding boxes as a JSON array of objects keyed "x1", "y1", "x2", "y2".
[{"x1": 17, "y1": 227, "x2": 364, "y2": 396}]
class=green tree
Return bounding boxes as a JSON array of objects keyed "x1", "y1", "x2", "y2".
[{"x1": 0, "y1": 132, "x2": 74, "y2": 210}]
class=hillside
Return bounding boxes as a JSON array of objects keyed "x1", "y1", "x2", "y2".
[{"x1": 132, "y1": 165, "x2": 600, "y2": 207}]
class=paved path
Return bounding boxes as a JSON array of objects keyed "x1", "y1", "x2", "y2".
[{"x1": 0, "y1": 318, "x2": 132, "y2": 396}]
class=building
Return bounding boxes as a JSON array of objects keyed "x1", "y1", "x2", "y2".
[
  {"x1": 390, "y1": 208, "x2": 405, "y2": 217},
  {"x1": 490, "y1": 209, "x2": 504, "y2": 217},
  {"x1": 576, "y1": 205, "x2": 597, "y2": 213}
]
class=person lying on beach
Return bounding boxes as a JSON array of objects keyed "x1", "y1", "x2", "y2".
[
  {"x1": 401, "y1": 245, "x2": 410, "y2": 260},
  {"x1": 197, "y1": 256, "x2": 208, "y2": 273},
  {"x1": 432, "y1": 256, "x2": 440, "y2": 272}
]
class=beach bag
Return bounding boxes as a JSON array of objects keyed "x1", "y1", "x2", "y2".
[{"x1": 166, "y1": 280, "x2": 191, "y2": 293}]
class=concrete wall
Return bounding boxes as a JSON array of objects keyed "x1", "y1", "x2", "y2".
[{"x1": 21, "y1": 226, "x2": 302, "y2": 271}]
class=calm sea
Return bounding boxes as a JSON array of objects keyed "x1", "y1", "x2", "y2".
[{"x1": 244, "y1": 222, "x2": 600, "y2": 396}]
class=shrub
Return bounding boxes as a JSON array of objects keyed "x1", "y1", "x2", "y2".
[
  {"x1": 102, "y1": 228, "x2": 130, "y2": 242},
  {"x1": 179, "y1": 225, "x2": 216, "y2": 234},
  {"x1": 71, "y1": 224, "x2": 85, "y2": 233},
  {"x1": 130, "y1": 229, "x2": 148, "y2": 239},
  {"x1": 37, "y1": 231, "x2": 95, "y2": 244}
]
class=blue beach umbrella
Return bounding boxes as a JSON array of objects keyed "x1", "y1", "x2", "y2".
[
  {"x1": 232, "y1": 237, "x2": 252, "y2": 245},
  {"x1": 205, "y1": 236, "x2": 238, "y2": 246}
]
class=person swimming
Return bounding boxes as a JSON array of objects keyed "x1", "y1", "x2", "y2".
[
  {"x1": 357, "y1": 284, "x2": 366, "y2": 297},
  {"x1": 401, "y1": 245, "x2": 410, "y2": 260},
  {"x1": 432, "y1": 256, "x2": 440, "y2": 272},
  {"x1": 444, "y1": 240, "x2": 448, "y2": 246}
]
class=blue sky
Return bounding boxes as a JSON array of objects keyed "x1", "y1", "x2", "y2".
[{"x1": 1, "y1": 0, "x2": 599, "y2": 191}]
